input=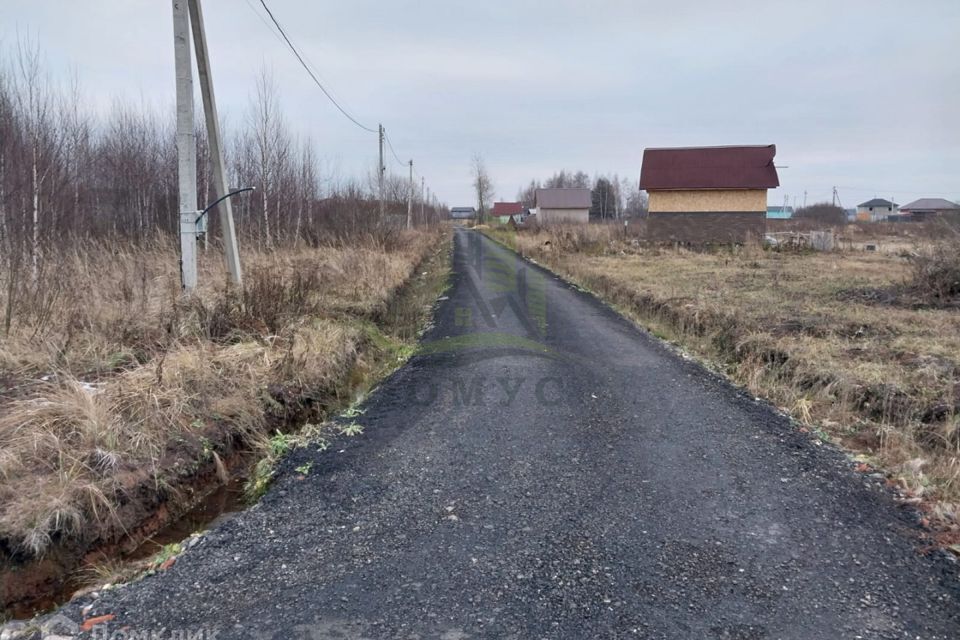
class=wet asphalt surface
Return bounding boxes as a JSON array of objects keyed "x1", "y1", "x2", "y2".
[{"x1": 62, "y1": 228, "x2": 959, "y2": 638}]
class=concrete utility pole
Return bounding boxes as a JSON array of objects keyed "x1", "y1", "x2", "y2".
[
  {"x1": 378, "y1": 124, "x2": 385, "y2": 220},
  {"x1": 420, "y1": 176, "x2": 425, "y2": 225},
  {"x1": 188, "y1": 0, "x2": 242, "y2": 286},
  {"x1": 407, "y1": 159, "x2": 413, "y2": 229},
  {"x1": 173, "y1": 0, "x2": 197, "y2": 290}
]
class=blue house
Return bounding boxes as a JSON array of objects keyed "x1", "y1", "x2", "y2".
[{"x1": 766, "y1": 205, "x2": 794, "y2": 220}]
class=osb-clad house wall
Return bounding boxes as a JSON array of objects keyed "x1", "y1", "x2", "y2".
[
  {"x1": 647, "y1": 189, "x2": 766, "y2": 212},
  {"x1": 639, "y1": 145, "x2": 779, "y2": 244}
]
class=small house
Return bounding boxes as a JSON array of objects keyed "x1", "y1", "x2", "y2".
[
  {"x1": 855, "y1": 198, "x2": 898, "y2": 222},
  {"x1": 766, "y1": 205, "x2": 794, "y2": 220},
  {"x1": 450, "y1": 207, "x2": 477, "y2": 224},
  {"x1": 533, "y1": 188, "x2": 591, "y2": 224},
  {"x1": 898, "y1": 198, "x2": 960, "y2": 221},
  {"x1": 639, "y1": 144, "x2": 779, "y2": 243},
  {"x1": 491, "y1": 201, "x2": 524, "y2": 224}
]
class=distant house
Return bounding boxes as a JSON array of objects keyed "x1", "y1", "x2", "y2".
[
  {"x1": 766, "y1": 205, "x2": 794, "y2": 220},
  {"x1": 491, "y1": 201, "x2": 524, "y2": 224},
  {"x1": 533, "y1": 188, "x2": 591, "y2": 224},
  {"x1": 450, "y1": 207, "x2": 477, "y2": 224},
  {"x1": 898, "y1": 198, "x2": 960, "y2": 221},
  {"x1": 855, "y1": 198, "x2": 898, "y2": 222},
  {"x1": 639, "y1": 144, "x2": 779, "y2": 243}
]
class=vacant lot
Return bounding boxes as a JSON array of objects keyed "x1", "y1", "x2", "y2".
[
  {"x1": 0, "y1": 228, "x2": 449, "y2": 613},
  {"x1": 487, "y1": 224, "x2": 960, "y2": 530}
]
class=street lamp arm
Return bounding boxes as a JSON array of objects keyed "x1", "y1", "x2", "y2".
[{"x1": 196, "y1": 186, "x2": 256, "y2": 225}]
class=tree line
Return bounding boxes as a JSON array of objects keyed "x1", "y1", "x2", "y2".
[{"x1": 0, "y1": 39, "x2": 444, "y2": 274}]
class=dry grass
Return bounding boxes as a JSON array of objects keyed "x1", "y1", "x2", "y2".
[
  {"x1": 488, "y1": 224, "x2": 960, "y2": 523},
  {"x1": 0, "y1": 228, "x2": 447, "y2": 557},
  {"x1": 908, "y1": 226, "x2": 960, "y2": 304}
]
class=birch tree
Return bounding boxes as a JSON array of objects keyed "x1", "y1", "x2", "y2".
[
  {"x1": 249, "y1": 66, "x2": 285, "y2": 248},
  {"x1": 14, "y1": 38, "x2": 59, "y2": 277}
]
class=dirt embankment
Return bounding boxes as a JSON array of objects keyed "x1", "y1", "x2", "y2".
[{"x1": 0, "y1": 230, "x2": 451, "y2": 619}]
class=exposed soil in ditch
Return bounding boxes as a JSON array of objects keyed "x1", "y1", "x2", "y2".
[{"x1": 5, "y1": 466, "x2": 249, "y2": 620}]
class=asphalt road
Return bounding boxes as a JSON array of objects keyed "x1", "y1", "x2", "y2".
[{"x1": 63, "y1": 228, "x2": 959, "y2": 639}]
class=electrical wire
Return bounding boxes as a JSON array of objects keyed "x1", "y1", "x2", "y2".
[
  {"x1": 246, "y1": 0, "x2": 366, "y2": 127},
  {"x1": 245, "y1": 2, "x2": 432, "y2": 196},
  {"x1": 256, "y1": 0, "x2": 377, "y2": 133},
  {"x1": 241, "y1": 0, "x2": 288, "y2": 48},
  {"x1": 383, "y1": 130, "x2": 408, "y2": 168}
]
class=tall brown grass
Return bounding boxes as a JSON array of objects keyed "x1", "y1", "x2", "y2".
[{"x1": 0, "y1": 228, "x2": 446, "y2": 557}]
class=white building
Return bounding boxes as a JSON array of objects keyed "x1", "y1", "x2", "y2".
[{"x1": 856, "y1": 198, "x2": 898, "y2": 222}]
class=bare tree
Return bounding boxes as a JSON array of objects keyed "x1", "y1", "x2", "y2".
[
  {"x1": 617, "y1": 175, "x2": 634, "y2": 219},
  {"x1": 517, "y1": 179, "x2": 539, "y2": 209},
  {"x1": 0, "y1": 37, "x2": 446, "y2": 274},
  {"x1": 248, "y1": 66, "x2": 289, "y2": 248},
  {"x1": 60, "y1": 70, "x2": 92, "y2": 237},
  {"x1": 14, "y1": 37, "x2": 60, "y2": 277},
  {"x1": 0, "y1": 54, "x2": 12, "y2": 246},
  {"x1": 294, "y1": 139, "x2": 317, "y2": 244},
  {"x1": 472, "y1": 153, "x2": 494, "y2": 223}
]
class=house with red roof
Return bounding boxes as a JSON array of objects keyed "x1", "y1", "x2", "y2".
[
  {"x1": 491, "y1": 201, "x2": 524, "y2": 224},
  {"x1": 639, "y1": 144, "x2": 780, "y2": 243}
]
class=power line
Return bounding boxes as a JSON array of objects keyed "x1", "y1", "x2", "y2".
[
  {"x1": 241, "y1": 0, "x2": 287, "y2": 48},
  {"x1": 244, "y1": 0, "x2": 366, "y2": 127},
  {"x1": 383, "y1": 130, "x2": 407, "y2": 167},
  {"x1": 246, "y1": 3, "x2": 432, "y2": 200},
  {"x1": 256, "y1": 0, "x2": 377, "y2": 133}
]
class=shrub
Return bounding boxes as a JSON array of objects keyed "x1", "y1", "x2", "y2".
[{"x1": 910, "y1": 229, "x2": 960, "y2": 304}]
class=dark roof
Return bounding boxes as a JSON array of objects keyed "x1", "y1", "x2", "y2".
[
  {"x1": 900, "y1": 198, "x2": 960, "y2": 212},
  {"x1": 639, "y1": 145, "x2": 779, "y2": 190},
  {"x1": 492, "y1": 202, "x2": 524, "y2": 216},
  {"x1": 450, "y1": 207, "x2": 476, "y2": 219},
  {"x1": 534, "y1": 188, "x2": 592, "y2": 209},
  {"x1": 857, "y1": 198, "x2": 898, "y2": 208}
]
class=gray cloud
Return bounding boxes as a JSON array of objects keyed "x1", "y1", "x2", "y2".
[{"x1": 5, "y1": 0, "x2": 958, "y2": 207}]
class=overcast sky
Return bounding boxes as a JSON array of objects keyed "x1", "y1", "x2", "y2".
[{"x1": 4, "y1": 0, "x2": 959, "y2": 207}]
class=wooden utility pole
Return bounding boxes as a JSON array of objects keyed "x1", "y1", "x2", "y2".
[
  {"x1": 173, "y1": 0, "x2": 197, "y2": 290},
  {"x1": 378, "y1": 124, "x2": 385, "y2": 220},
  {"x1": 407, "y1": 159, "x2": 413, "y2": 229},
  {"x1": 188, "y1": 0, "x2": 242, "y2": 285},
  {"x1": 420, "y1": 176, "x2": 425, "y2": 225}
]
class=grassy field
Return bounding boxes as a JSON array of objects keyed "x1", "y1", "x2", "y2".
[
  {"x1": 0, "y1": 228, "x2": 449, "y2": 578},
  {"x1": 486, "y1": 224, "x2": 960, "y2": 534}
]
